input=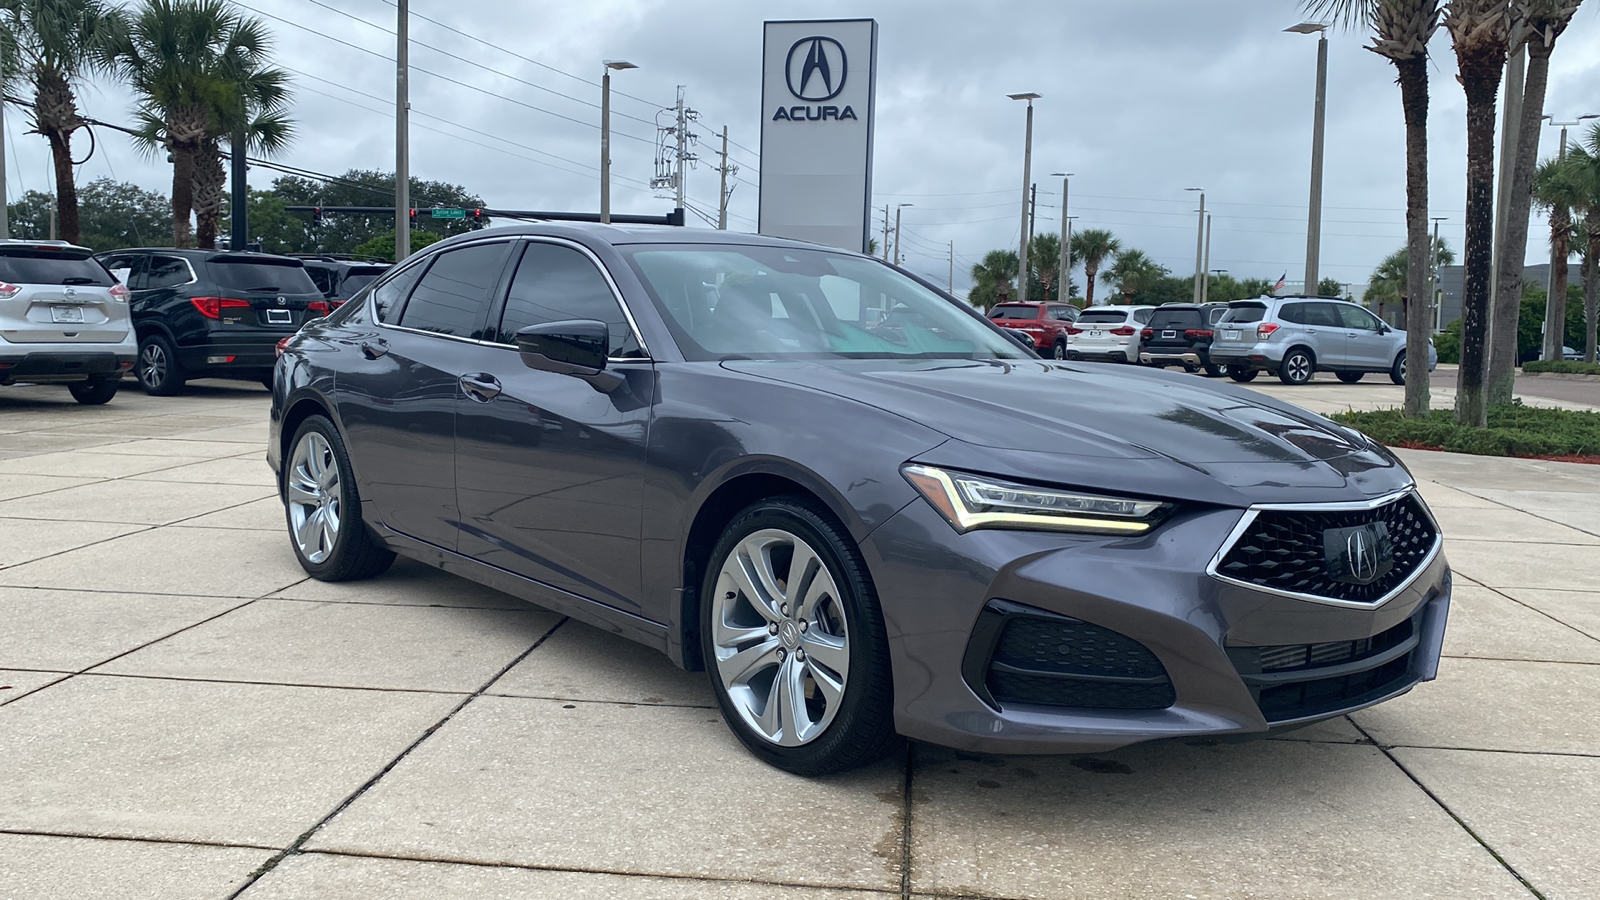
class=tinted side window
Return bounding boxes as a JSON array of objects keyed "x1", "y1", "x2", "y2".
[
  {"x1": 1337, "y1": 304, "x2": 1381, "y2": 330},
  {"x1": 373, "y1": 263, "x2": 426, "y2": 324},
  {"x1": 145, "y1": 256, "x2": 193, "y2": 290},
  {"x1": 1306, "y1": 302, "x2": 1342, "y2": 327},
  {"x1": 496, "y1": 243, "x2": 642, "y2": 356},
  {"x1": 1046, "y1": 305, "x2": 1076, "y2": 321},
  {"x1": 397, "y1": 243, "x2": 510, "y2": 337},
  {"x1": 1279, "y1": 303, "x2": 1306, "y2": 325},
  {"x1": 305, "y1": 266, "x2": 335, "y2": 295},
  {"x1": 1133, "y1": 308, "x2": 1154, "y2": 324},
  {"x1": 99, "y1": 254, "x2": 143, "y2": 288}
]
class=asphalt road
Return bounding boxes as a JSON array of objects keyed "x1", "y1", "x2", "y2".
[{"x1": 1514, "y1": 373, "x2": 1600, "y2": 407}]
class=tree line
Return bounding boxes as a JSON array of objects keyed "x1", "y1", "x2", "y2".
[
  {"x1": 2, "y1": 0, "x2": 291, "y2": 250},
  {"x1": 966, "y1": 227, "x2": 1343, "y2": 310}
]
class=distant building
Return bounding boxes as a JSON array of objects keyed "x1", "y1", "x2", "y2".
[{"x1": 1435, "y1": 263, "x2": 1583, "y2": 331}]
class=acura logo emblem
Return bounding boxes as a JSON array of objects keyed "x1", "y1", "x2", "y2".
[
  {"x1": 786, "y1": 36, "x2": 847, "y2": 102},
  {"x1": 1347, "y1": 529, "x2": 1378, "y2": 583}
]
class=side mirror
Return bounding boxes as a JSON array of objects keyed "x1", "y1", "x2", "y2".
[{"x1": 514, "y1": 319, "x2": 623, "y2": 392}]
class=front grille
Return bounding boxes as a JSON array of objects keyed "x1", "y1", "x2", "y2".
[
  {"x1": 1229, "y1": 612, "x2": 1422, "y2": 722},
  {"x1": 1216, "y1": 493, "x2": 1437, "y2": 604},
  {"x1": 962, "y1": 599, "x2": 1176, "y2": 712}
]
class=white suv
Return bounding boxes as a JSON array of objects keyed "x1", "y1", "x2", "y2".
[
  {"x1": 0, "y1": 240, "x2": 134, "y2": 404},
  {"x1": 1066, "y1": 305, "x2": 1155, "y2": 363}
]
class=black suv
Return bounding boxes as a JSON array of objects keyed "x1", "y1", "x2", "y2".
[
  {"x1": 294, "y1": 255, "x2": 391, "y2": 310},
  {"x1": 1138, "y1": 302, "x2": 1230, "y2": 375},
  {"x1": 97, "y1": 249, "x2": 326, "y2": 394}
]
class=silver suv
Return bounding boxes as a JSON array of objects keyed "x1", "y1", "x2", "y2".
[
  {"x1": 0, "y1": 240, "x2": 134, "y2": 404},
  {"x1": 1207, "y1": 296, "x2": 1436, "y2": 386}
]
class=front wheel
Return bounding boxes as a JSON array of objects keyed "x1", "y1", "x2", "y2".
[
  {"x1": 1278, "y1": 349, "x2": 1315, "y2": 385},
  {"x1": 1227, "y1": 365, "x2": 1259, "y2": 383},
  {"x1": 284, "y1": 415, "x2": 395, "y2": 581},
  {"x1": 1390, "y1": 352, "x2": 1408, "y2": 385},
  {"x1": 68, "y1": 376, "x2": 119, "y2": 405},
  {"x1": 701, "y1": 497, "x2": 898, "y2": 775}
]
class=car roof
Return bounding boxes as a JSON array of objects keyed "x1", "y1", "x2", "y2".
[
  {"x1": 96, "y1": 248, "x2": 312, "y2": 265},
  {"x1": 0, "y1": 238, "x2": 95, "y2": 254},
  {"x1": 431, "y1": 222, "x2": 867, "y2": 255}
]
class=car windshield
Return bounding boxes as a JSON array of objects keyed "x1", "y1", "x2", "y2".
[
  {"x1": 1221, "y1": 303, "x2": 1267, "y2": 323},
  {"x1": 210, "y1": 259, "x2": 320, "y2": 294},
  {"x1": 1077, "y1": 309, "x2": 1128, "y2": 323},
  {"x1": 987, "y1": 305, "x2": 1037, "y2": 320},
  {"x1": 0, "y1": 246, "x2": 114, "y2": 286},
  {"x1": 621, "y1": 244, "x2": 1028, "y2": 361}
]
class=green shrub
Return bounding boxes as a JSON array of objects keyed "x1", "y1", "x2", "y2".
[
  {"x1": 1433, "y1": 319, "x2": 1461, "y2": 364},
  {"x1": 1523, "y1": 359, "x2": 1600, "y2": 376},
  {"x1": 1331, "y1": 400, "x2": 1600, "y2": 459}
]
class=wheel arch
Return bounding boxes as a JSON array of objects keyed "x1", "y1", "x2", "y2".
[{"x1": 277, "y1": 393, "x2": 338, "y2": 494}]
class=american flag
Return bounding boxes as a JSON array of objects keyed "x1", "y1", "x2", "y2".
[{"x1": 1272, "y1": 272, "x2": 1287, "y2": 293}]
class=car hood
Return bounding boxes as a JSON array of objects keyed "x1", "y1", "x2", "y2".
[{"x1": 722, "y1": 358, "x2": 1412, "y2": 505}]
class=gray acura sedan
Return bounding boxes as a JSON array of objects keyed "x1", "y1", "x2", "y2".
[{"x1": 268, "y1": 224, "x2": 1450, "y2": 775}]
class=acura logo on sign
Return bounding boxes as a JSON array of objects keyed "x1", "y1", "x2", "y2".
[{"x1": 786, "y1": 36, "x2": 846, "y2": 101}]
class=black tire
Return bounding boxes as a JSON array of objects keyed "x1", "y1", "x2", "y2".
[
  {"x1": 1390, "y1": 351, "x2": 1408, "y2": 385},
  {"x1": 136, "y1": 333, "x2": 186, "y2": 395},
  {"x1": 700, "y1": 496, "x2": 898, "y2": 776},
  {"x1": 1227, "y1": 365, "x2": 1259, "y2": 383},
  {"x1": 1278, "y1": 348, "x2": 1315, "y2": 385},
  {"x1": 1052, "y1": 339, "x2": 1068, "y2": 360},
  {"x1": 1182, "y1": 363, "x2": 1199, "y2": 374},
  {"x1": 283, "y1": 415, "x2": 396, "y2": 582},
  {"x1": 68, "y1": 376, "x2": 119, "y2": 405},
  {"x1": 1203, "y1": 363, "x2": 1224, "y2": 377},
  {"x1": 1336, "y1": 371, "x2": 1365, "y2": 384}
]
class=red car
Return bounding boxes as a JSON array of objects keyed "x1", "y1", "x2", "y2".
[{"x1": 986, "y1": 301, "x2": 1080, "y2": 358}]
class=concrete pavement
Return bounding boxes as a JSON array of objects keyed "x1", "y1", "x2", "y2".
[{"x1": 0, "y1": 375, "x2": 1596, "y2": 899}]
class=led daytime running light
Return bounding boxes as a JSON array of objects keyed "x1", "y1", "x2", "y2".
[{"x1": 903, "y1": 465, "x2": 1168, "y2": 535}]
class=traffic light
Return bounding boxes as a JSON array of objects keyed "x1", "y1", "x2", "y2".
[
  {"x1": 312, "y1": 207, "x2": 323, "y2": 227},
  {"x1": 470, "y1": 208, "x2": 486, "y2": 221},
  {"x1": 408, "y1": 208, "x2": 418, "y2": 229}
]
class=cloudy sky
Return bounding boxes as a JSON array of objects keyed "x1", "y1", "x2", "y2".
[{"x1": 7, "y1": 0, "x2": 1600, "y2": 297}]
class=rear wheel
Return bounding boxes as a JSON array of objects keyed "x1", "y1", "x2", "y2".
[
  {"x1": 284, "y1": 415, "x2": 395, "y2": 581},
  {"x1": 1278, "y1": 349, "x2": 1315, "y2": 385},
  {"x1": 1336, "y1": 371, "x2": 1365, "y2": 384},
  {"x1": 1203, "y1": 362, "x2": 1224, "y2": 377},
  {"x1": 68, "y1": 376, "x2": 119, "y2": 405},
  {"x1": 1390, "y1": 351, "x2": 1408, "y2": 385},
  {"x1": 1182, "y1": 363, "x2": 1199, "y2": 374},
  {"x1": 136, "y1": 333, "x2": 186, "y2": 395},
  {"x1": 1052, "y1": 339, "x2": 1067, "y2": 360},
  {"x1": 701, "y1": 497, "x2": 898, "y2": 776},
  {"x1": 1227, "y1": 365, "x2": 1259, "y2": 383}
]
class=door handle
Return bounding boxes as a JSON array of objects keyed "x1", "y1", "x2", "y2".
[
  {"x1": 459, "y1": 373, "x2": 502, "y2": 402},
  {"x1": 361, "y1": 338, "x2": 389, "y2": 359}
]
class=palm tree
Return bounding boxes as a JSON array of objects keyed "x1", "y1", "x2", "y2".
[
  {"x1": 1444, "y1": 0, "x2": 1513, "y2": 426},
  {"x1": 0, "y1": 0, "x2": 124, "y2": 244},
  {"x1": 967, "y1": 250, "x2": 1018, "y2": 310},
  {"x1": 1306, "y1": 0, "x2": 1441, "y2": 418},
  {"x1": 114, "y1": 0, "x2": 289, "y2": 249},
  {"x1": 1534, "y1": 153, "x2": 1584, "y2": 360},
  {"x1": 1487, "y1": 0, "x2": 1585, "y2": 404},
  {"x1": 1100, "y1": 249, "x2": 1166, "y2": 304},
  {"x1": 195, "y1": 56, "x2": 292, "y2": 248},
  {"x1": 1069, "y1": 229, "x2": 1120, "y2": 308},
  {"x1": 1238, "y1": 277, "x2": 1276, "y2": 298},
  {"x1": 1030, "y1": 233, "x2": 1062, "y2": 302},
  {"x1": 1564, "y1": 129, "x2": 1600, "y2": 363}
]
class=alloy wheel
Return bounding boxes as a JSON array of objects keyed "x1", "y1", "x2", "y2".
[
  {"x1": 287, "y1": 431, "x2": 342, "y2": 564},
  {"x1": 1286, "y1": 353, "x2": 1312, "y2": 383},
  {"x1": 711, "y1": 528, "x2": 850, "y2": 747},
  {"x1": 139, "y1": 342, "x2": 167, "y2": 389}
]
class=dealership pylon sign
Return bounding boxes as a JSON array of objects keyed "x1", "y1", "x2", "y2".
[{"x1": 759, "y1": 19, "x2": 877, "y2": 253}]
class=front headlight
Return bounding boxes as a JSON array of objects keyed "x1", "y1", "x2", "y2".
[{"x1": 902, "y1": 464, "x2": 1171, "y2": 535}]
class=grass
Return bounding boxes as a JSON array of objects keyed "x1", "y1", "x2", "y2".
[
  {"x1": 1332, "y1": 401, "x2": 1600, "y2": 461},
  {"x1": 1523, "y1": 359, "x2": 1600, "y2": 376}
]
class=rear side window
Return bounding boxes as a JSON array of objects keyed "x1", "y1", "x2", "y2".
[
  {"x1": 988, "y1": 305, "x2": 1037, "y2": 320},
  {"x1": 1046, "y1": 304, "x2": 1076, "y2": 321},
  {"x1": 304, "y1": 266, "x2": 336, "y2": 295},
  {"x1": 0, "y1": 247, "x2": 115, "y2": 286},
  {"x1": 1223, "y1": 303, "x2": 1267, "y2": 324},
  {"x1": 398, "y1": 242, "x2": 510, "y2": 337},
  {"x1": 339, "y1": 266, "x2": 388, "y2": 299},
  {"x1": 495, "y1": 243, "x2": 641, "y2": 356},
  {"x1": 373, "y1": 264, "x2": 425, "y2": 324},
  {"x1": 1077, "y1": 309, "x2": 1127, "y2": 323},
  {"x1": 145, "y1": 255, "x2": 195, "y2": 290},
  {"x1": 210, "y1": 260, "x2": 319, "y2": 295},
  {"x1": 1149, "y1": 308, "x2": 1203, "y2": 328},
  {"x1": 1133, "y1": 308, "x2": 1154, "y2": 324}
]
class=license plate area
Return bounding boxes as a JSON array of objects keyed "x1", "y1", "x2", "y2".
[
  {"x1": 1162, "y1": 330, "x2": 1176, "y2": 338},
  {"x1": 1089, "y1": 330, "x2": 1103, "y2": 337},
  {"x1": 1224, "y1": 329, "x2": 1240, "y2": 340},
  {"x1": 50, "y1": 305, "x2": 86, "y2": 324},
  {"x1": 265, "y1": 309, "x2": 293, "y2": 325}
]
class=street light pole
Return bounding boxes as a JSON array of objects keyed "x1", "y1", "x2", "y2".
[
  {"x1": 1052, "y1": 172, "x2": 1072, "y2": 302},
  {"x1": 1542, "y1": 114, "x2": 1597, "y2": 358},
  {"x1": 395, "y1": 0, "x2": 409, "y2": 262},
  {"x1": 1186, "y1": 187, "x2": 1205, "y2": 303},
  {"x1": 0, "y1": 98, "x2": 8, "y2": 239},
  {"x1": 894, "y1": 203, "x2": 913, "y2": 266},
  {"x1": 1009, "y1": 93, "x2": 1040, "y2": 303},
  {"x1": 600, "y1": 60, "x2": 637, "y2": 225},
  {"x1": 1202, "y1": 213, "x2": 1213, "y2": 304},
  {"x1": 1429, "y1": 216, "x2": 1445, "y2": 333},
  {"x1": 1287, "y1": 22, "x2": 1329, "y2": 295}
]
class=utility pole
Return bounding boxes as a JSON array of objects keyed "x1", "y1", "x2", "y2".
[
  {"x1": 1201, "y1": 213, "x2": 1212, "y2": 303},
  {"x1": 0, "y1": 98, "x2": 8, "y2": 239},
  {"x1": 1187, "y1": 188, "x2": 1205, "y2": 302},
  {"x1": 230, "y1": 112, "x2": 248, "y2": 250},
  {"x1": 1008, "y1": 93, "x2": 1040, "y2": 305},
  {"x1": 652, "y1": 87, "x2": 695, "y2": 221},
  {"x1": 893, "y1": 203, "x2": 908, "y2": 265},
  {"x1": 1052, "y1": 173, "x2": 1071, "y2": 302},
  {"x1": 716, "y1": 125, "x2": 734, "y2": 230},
  {"x1": 674, "y1": 87, "x2": 688, "y2": 210},
  {"x1": 948, "y1": 241, "x2": 954, "y2": 292},
  {"x1": 600, "y1": 60, "x2": 636, "y2": 225},
  {"x1": 394, "y1": 0, "x2": 410, "y2": 262},
  {"x1": 1305, "y1": 26, "x2": 1327, "y2": 294},
  {"x1": 881, "y1": 204, "x2": 890, "y2": 260},
  {"x1": 1430, "y1": 216, "x2": 1445, "y2": 333}
]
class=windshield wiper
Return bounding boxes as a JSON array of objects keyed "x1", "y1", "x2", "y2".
[
  {"x1": 60, "y1": 276, "x2": 97, "y2": 285},
  {"x1": 243, "y1": 285, "x2": 280, "y2": 292}
]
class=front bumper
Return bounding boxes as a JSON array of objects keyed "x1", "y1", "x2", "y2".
[
  {"x1": 861, "y1": 499, "x2": 1449, "y2": 755},
  {"x1": 0, "y1": 350, "x2": 136, "y2": 385}
]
